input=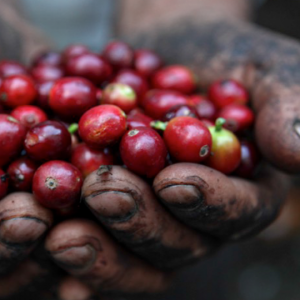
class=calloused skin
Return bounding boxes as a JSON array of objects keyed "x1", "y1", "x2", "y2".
[{"x1": 1, "y1": 1, "x2": 300, "y2": 299}]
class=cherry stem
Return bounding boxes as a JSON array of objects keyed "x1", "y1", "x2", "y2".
[
  {"x1": 0, "y1": 173, "x2": 9, "y2": 183},
  {"x1": 150, "y1": 120, "x2": 168, "y2": 131},
  {"x1": 68, "y1": 123, "x2": 79, "y2": 134},
  {"x1": 215, "y1": 118, "x2": 226, "y2": 132}
]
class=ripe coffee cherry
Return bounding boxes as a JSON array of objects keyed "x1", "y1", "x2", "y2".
[
  {"x1": 162, "y1": 116, "x2": 212, "y2": 163},
  {"x1": 32, "y1": 51, "x2": 62, "y2": 67},
  {"x1": 218, "y1": 104, "x2": 254, "y2": 133},
  {"x1": 65, "y1": 53, "x2": 112, "y2": 85},
  {"x1": 207, "y1": 118, "x2": 241, "y2": 174},
  {"x1": 7, "y1": 157, "x2": 38, "y2": 191},
  {"x1": 194, "y1": 99, "x2": 218, "y2": 121},
  {"x1": 120, "y1": 127, "x2": 167, "y2": 177},
  {"x1": 235, "y1": 140, "x2": 260, "y2": 178},
  {"x1": 79, "y1": 105, "x2": 127, "y2": 149},
  {"x1": 11, "y1": 105, "x2": 48, "y2": 128},
  {"x1": 102, "y1": 41, "x2": 134, "y2": 69},
  {"x1": 0, "y1": 169, "x2": 9, "y2": 199},
  {"x1": 71, "y1": 143, "x2": 115, "y2": 178},
  {"x1": 127, "y1": 108, "x2": 153, "y2": 130},
  {"x1": 208, "y1": 79, "x2": 249, "y2": 108},
  {"x1": 36, "y1": 81, "x2": 54, "y2": 111},
  {"x1": 31, "y1": 65, "x2": 64, "y2": 83},
  {"x1": 62, "y1": 44, "x2": 90, "y2": 61},
  {"x1": 49, "y1": 77, "x2": 97, "y2": 120},
  {"x1": 0, "y1": 75, "x2": 37, "y2": 108},
  {"x1": 102, "y1": 83, "x2": 138, "y2": 113},
  {"x1": 32, "y1": 160, "x2": 83, "y2": 209},
  {"x1": 0, "y1": 114, "x2": 27, "y2": 167},
  {"x1": 113, "y1": 69, "x2": 149, "y2": 99},
  {"x1": 152, "y1": 65, "x2": 197, "y2": 94},
  {"x1": 134, "y1": 49, "x2": 163, "y2": 78},
  {"x1": 0, "y1": 60, "x2": 27, "y2": 77},
  {"x1": 163, "y1": 104, "x2": 199, "y2": 121},
  {"x1": 24, "y1": 121, "x2": 71, "y2": 162},
  {"x1": 142, "y1": 89, "x2": 188, "y2": 120}
]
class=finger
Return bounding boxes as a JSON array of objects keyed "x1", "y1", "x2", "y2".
[
  {"x1": 153, "y1": 163, "x2": 289, "y2": 240},
  {"x1": 0, "y1": 192, "x2": 53, "y2": 275},
  {"x1": 58, "y1": 277, "x2": 93, "y2": 300},
  {"x1": 128, "y1": 21, "x2": 300, "y2": 172},
  {"x1": 45, "y1": 219, "x2": 170, "y2": 295},
  {"x1": 82, "y1": 166, "x2": 217, "y2": 270},
  {"x1": 58, "y1": 277, "x2": 115, "y2": 300}
]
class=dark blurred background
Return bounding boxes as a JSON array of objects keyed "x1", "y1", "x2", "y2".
[{"x1": 16, "y1": 0, "x2": 300, "y2": 299}]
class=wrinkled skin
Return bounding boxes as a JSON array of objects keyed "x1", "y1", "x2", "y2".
[{"x1": 2, "y1": 4, "x2": 300, "y2": 300}]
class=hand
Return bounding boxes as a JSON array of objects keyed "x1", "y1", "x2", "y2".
[
  {"x1": 44, "y1": 17, "x2": 299, "y2": 298},
  {"x1": 1, "y1": 6, "x2": 300, "y2": 300}
]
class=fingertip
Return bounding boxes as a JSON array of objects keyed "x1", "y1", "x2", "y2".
[{"x1": 59, "y1": 277, "x2": 93, "y2": 300}]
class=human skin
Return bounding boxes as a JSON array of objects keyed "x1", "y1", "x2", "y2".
[{"x1": 1, "y1": 0, "x2": 299, "y2": 299}]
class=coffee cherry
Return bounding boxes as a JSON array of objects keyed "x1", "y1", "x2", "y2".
[
  {"x1": 152, "y1": 65, "x2": 197, "y2": 94},
  {"x1": 127, "y1": 108, "x2": 153, "y2": 130},
  {"x1": 0, "y1": 75, "x2": 37, "y2": 108},
  {"x1": 162, "y1": 116, "x2": 212, "y2": 163},
  {"x1": 234, "y1": 140, "x2": 260, "y2": 178},
  {"x1": 163, "y1": 104, "x2": 199, "y2": 121},
  {"x1": 32, "y1": 51, "x2": 62, "y2": 67},
  {"x1": 32, "y1": 160, "x2": 83, "y2": 209},
  {"x1": 78, "y1": 105, "x2": 127, "y2": 149},
  {"x1": 0, "y1": 169, "x2": 9, "y2": 199},
  {"x1": 218, "y1": 104, "x2": 254, "y2": 133},
  {"x1": 142, "y1": 89, "x2": 188, "y2": 120},
  {"x1": 134, "y1": 49, "x2": 163, "y2": 78},
  {"x1": 7, "y1": 157, "x2": 38, "y2": 191},
  {"x1": 36, "y1": 81, "x2": 54, "y2": 111},
  {"x1": 194, "y1": 99, "x2": 218, "y2": 121},
  {"x1": 24, "y1": 121, "x2": 71, "y2": 162},
  {"x1": 0, "y1": 60, "x2": 27, "y2": 77},
  {"x1": 102, "y1": 41, "x2": 134, "y2": 69},
  {"x1": 71, "y1": 143, "x2": 115, "y2": 178},
  {"x1": 31, "y1": 65, "x2": 64, "y2": 83},
  {"x1": 206, "y1": 118, "x2": 241, "y2": 174},
  {"x1": 113, "y1": 69, "x2": 149, "y2": 99},
  {"x1": 62, "y1": 44, "x2": 90, "y2": 61},
  {"x1": 208, "y1": 79, "x2": 249, "y2": 108},
  {"x1": 120, "y1": 127, "x2": 167, "y2": 177},
  {"x1": 102, "y1": 83, "x2": 138, "y2": 113},
  {"x1": 65, "y1": 53, "x2": 112, "y2": 85},
  {"x1": 49, "y1": 77, "x2": 97, "y2": 120},
  {"x1": 11, "y1": 105, "x2": 48, "y2": 128},
  {"x1": 0, "y1": 114, "x2": 27, "y2": 167}
]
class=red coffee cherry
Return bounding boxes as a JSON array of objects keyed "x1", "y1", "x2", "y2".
[
  {"x1": 120, "y1": 127, "x2": 167, "y2": 177},
  {"x1": 78, "y1": 105, "x2": 127, "y2": 149},
  {"x1": 32, "y1": 160, "x2": 83, "y2": 209}
]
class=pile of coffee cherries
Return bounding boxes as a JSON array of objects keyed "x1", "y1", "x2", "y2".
[{"x1": 0, "y1": 41, "x2": 259, "y2": 212}]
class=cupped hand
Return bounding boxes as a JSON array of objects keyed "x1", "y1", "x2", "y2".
[{"x1": 1, "y1": 19, "x2": 300, "y2": 300}]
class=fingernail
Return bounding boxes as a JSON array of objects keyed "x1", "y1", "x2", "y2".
[
  {"x1": 85, "y1": 191, "x2": 138, "y2": 223},
  {"x1": 158, "y1": 185, "x2": 204, "y2": 208},
  {"x1": 52, "y1": 245, "x2": 96, "y2": 272},
  {"x1": 0, "y1": 217, "x2": 48, "y2": 245}
]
